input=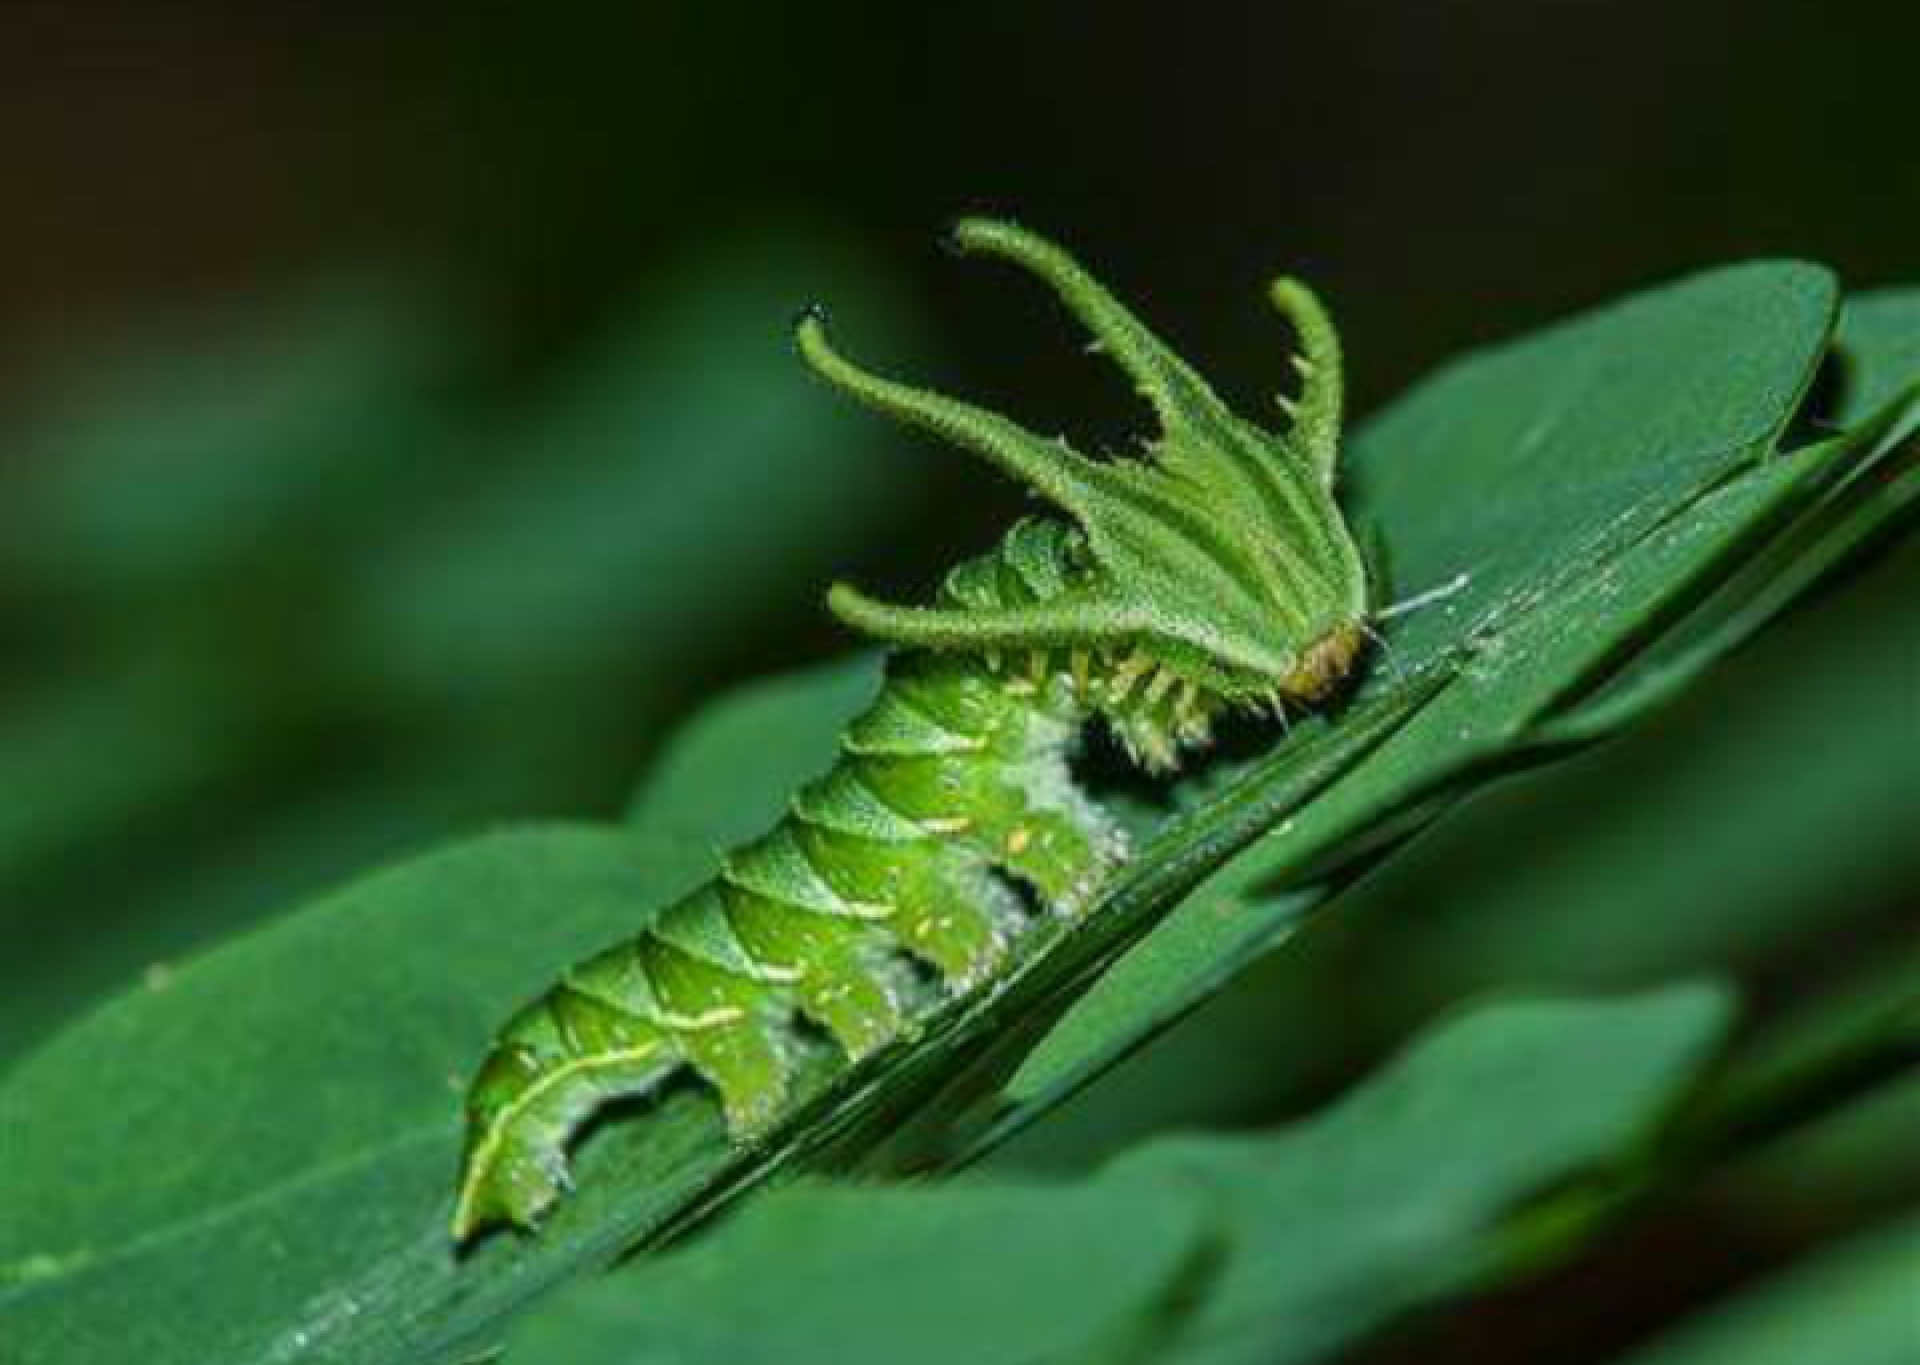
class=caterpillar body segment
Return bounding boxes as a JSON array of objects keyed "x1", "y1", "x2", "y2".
[
  {"x1": 453, "y1": 220, "x2": 1372, "y2": 1239},
  {"x1": 455, "y1": 529, "x2": 1129, "y2": 1237}
]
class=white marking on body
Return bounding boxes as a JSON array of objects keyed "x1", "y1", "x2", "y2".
[
  {"x1": 1380, "y1": 571, "x2": 1472, "y2": 620},
  {"x1": 658, "y1": 1005, "x2": 747, "y2": 1030}
]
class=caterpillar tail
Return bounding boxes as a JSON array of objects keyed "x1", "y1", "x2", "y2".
[{"x1": 452, "y1": 618, "x2": 1130, "y2": 1239}]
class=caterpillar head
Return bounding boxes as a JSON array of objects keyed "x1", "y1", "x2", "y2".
[{"x1": 798, "y1": 218, "x2": 1370, "y2": 731}]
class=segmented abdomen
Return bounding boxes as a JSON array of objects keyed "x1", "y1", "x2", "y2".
[{"x1": 453, "y1": 520, "x2": 1127, "y2": 1237}]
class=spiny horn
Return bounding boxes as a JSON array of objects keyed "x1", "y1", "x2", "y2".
[
  {"x1": 949, "y1": 218, "x2": 1234, "y2": 438},
  {"x1": 825, "y1": 583, "x2": 1137, "y2": 653},
  {"x1": 796, "y1": 308, "x2": 1100, "y2": 518},
  {"x1": 1267, "y1": 278, "x2": 1344, "y2": 483}
]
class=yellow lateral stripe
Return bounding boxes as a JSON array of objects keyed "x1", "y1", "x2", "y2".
[{"x1": 453, "y1": 1040, "x2": 667, "y2": 1234}]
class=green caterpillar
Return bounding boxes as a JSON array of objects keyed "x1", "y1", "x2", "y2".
[{"x1": 452, "y1": 219, "x2": 1371, "y2": 1239}]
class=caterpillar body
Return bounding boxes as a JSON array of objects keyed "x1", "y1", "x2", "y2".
[{"x1": 453, "y1": 219, "x2": 1371, "y2": 1239}]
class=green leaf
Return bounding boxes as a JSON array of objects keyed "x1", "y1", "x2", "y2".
[
  {"x1": 1122, "y1": 986, "x2": 1734, "y2": 1365},
  {"x1": 0, "y1": 829, "x2": 721, "y2": 1365},
  {"x1": 1020, "y1": 520, "x2": 1919, "y2": 1174},
  {"x1": 509, "y1": 1181, "x2": 1206, "y2": 1365},
  {"x1": 991, "y1": 264, "x2": 1841, "y2": 1130},
  {"x1": 0, "y1": 262, "x2": 1881, "y2": 1364},
  {"x1": 1347, "y1": 261, "x2": 1835, "y2": 668},
  {"x1": 504, "y1": 988, "x2": 1731, "y2": 1365},
  {"x1": 1601, "y1": 1214, "x2": 1920, "y2": 1365},
  {"x1": 994, "y1": 879, "x2": 1309, "y2": 1114},
  {"x1": 0, "y1": 661, "x2": 893, "y2": 1364},
  {"x1": 0, "y1": 753, "x2": 565, "y2": 1066},
  {"x1": 0, "y1": 672, "x2": 1419, "y2": 1365}
]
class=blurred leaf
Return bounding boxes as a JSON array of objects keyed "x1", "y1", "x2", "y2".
[
  {"x1": 1737, "y1": 1072, "x2": 1920, "y2": 1223},
  {"x1": 0, "y1": 663, "x2": 239, "y2": 897},
  {"x1": 625, "y1": 651, "x2": 882, "y2": 847},
  {"x1": 1667, "y1": 946, "x2": 1919, "y2": 1174},
  {"x1": 0, "y1": 237, "x2": 931, "y2": 1060},
  {"x1": 1601, "y1": 1213, "x2": 1920, "y2": 1365},
  {"x1": 0, "y1": 262, "x2": 1888, "y2": 1364},
  {"x1": 1123, "y1": 987, "x2": 1733, "y2": 1365},
  {"x1": 0, "y1": 277, "x2": 458, "y2": 603},
  {"x1": 509, "y1": 1181, "x2": 1205, "y2": 1365},
  {"x1": 1837, "y1": 287, "x2": 1920, "y2": 426},
  {"x1": 1719, "y1": 953, "x2": 1920, "y2": 1228},
  {"x1": 338, "y1": 245, "x2": 921, "y2": 703}
]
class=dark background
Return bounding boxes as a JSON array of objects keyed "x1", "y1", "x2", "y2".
[
  {"x1": 0, "y1": 4, "x2": 1912, "y2": 1362},
  {"x1": 3, "y1": 1, "x2": 1913, "y2": 429}
]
